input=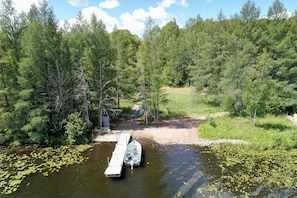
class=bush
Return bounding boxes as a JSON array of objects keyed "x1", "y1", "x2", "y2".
[{"x1": 65, "y1": 112, "x2": 88, "y2": 145}]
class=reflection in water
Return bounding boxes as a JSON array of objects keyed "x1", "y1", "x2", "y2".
[{"x1": 2, "y1": 139, "x2": 296, "y2": 198}]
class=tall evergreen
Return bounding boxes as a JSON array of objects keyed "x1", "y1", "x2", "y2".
[
  {"x1": 110, "y1": 29, "x2": 140, "y2": 108},
  {"x1": 83, "y1": 15, "x2": 115, "y2": 129},
  {"x1": 17, "y1": 0, "x2": 63, "y2": 145},
  {"x1": 0, "y1": 0, "x2": 25, "y2": 144}
]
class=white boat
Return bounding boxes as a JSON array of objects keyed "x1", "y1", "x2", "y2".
[{"x1": 123, "y1": 140, "x2": 142, "y2": 168}]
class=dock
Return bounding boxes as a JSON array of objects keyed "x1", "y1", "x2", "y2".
[{"x1": 104, "y1": 133, "x2": 131, "y2": 177}]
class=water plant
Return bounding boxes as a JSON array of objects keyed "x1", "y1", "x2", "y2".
[
  {"x1": 208, "y1": 144, "x2": 297, "y2": 196},
  {"x1": 0, "y1": 145, "x2": 92, "y2": 195}
]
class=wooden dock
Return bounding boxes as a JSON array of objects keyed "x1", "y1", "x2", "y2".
[{"x1": 104, "y1": 133, "x2": 131, "y2": 177}]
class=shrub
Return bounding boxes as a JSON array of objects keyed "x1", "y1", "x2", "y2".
[{"x1": 65, "y1": 112, "x2": 88, "y2": 145}]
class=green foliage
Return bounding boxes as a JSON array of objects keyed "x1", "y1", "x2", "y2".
[
  {"x1": 1, "y1": 0, "x2": 297, "y2": 146},
  {"x1": 65, "y1": 112, "x2": 88, "y2": 145},
  {"x1": 110, "y1": 29, "x2": 140, "y2": 103},
  {"x1": 199, "y1": 115, "x2": 297, "y2": 149}
]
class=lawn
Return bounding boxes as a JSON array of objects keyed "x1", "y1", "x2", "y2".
[
  {"x1": 160, "y1": 87, "x2": 222, "y2": 117},
  {"x1": 198, "y1": 115, "x2": 297, "y2": 149}
]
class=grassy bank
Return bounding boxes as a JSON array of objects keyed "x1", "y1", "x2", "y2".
[
  {"x1": 199, "y1": 115, "x2": 297, "y2": 150},
  {"x1": 197, "y1": 115, "x2": 297, "y2": 196}
]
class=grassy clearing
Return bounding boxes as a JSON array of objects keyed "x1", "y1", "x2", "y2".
[
  {"x1": 119, "y1": 87, "x2": 222, "y2": 118},
  {"x1": 160, "y1": 87, "x2": 222, "y2": 117},
  {"x1": 199, "y1": 115, "x2": 297, "y2": 150}
]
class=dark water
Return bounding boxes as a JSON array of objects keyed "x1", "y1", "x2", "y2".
[
  {"x1": 2, "y1": 139, "x2": 213, "y2": 198},
  {"x1": 2, "y1": 139, "x2": 297, "y2": 198}
]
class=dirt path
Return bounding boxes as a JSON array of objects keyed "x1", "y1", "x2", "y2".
[{"x1": 114, "y1": 112, "x2": 247, "y2": 146}]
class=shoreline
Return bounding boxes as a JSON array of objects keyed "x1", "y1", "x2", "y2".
[{"x1": 115, "y1": 113, "x2": 248, "y2": 146}]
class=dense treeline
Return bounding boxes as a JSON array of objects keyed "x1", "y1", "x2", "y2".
[{"x1": 0, "y1": 0, "x2": 297, "y2": 146}]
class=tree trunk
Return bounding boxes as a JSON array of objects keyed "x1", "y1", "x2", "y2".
[{"x1": 253, "y1": 108, "x2": 257, "y2": 126}]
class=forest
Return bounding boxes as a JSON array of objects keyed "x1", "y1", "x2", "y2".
[{"x1": 0, "y1": 0, "x2": 297, "y2": 146}]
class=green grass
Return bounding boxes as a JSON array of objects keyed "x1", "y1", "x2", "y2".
[
  {"x1": 160, "y1": 92, "x2": 222, "y2": 118},
  {"x1": 118, "y1": 88, "x2": 222, "y2": 118},
  {"x1": 199, "y1": 115, "x2": 297, "y2": 149}
]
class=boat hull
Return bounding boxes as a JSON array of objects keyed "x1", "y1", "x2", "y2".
[{"x1": 123, "y1": 140, "x2": 142, "y2": 167}]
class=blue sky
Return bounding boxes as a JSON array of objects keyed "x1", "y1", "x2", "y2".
[{"x1": 10, "y1": 0, "x2": 297, "y2": 36}]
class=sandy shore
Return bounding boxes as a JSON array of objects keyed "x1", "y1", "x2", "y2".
[{"x1": 114, "y1": 113, "x2": 247, "y2": 146}]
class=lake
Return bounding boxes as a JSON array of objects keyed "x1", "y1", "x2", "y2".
[{"x1": 2, "y1": 139, "x2": 296, "y2": 198}]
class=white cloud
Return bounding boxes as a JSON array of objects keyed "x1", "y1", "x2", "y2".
[
  {"x1": 67, "y1": 0, "x2": 88, "y2": 7},
  {"x1": 62, "y1": 0, "x2": 188, "y2": 37},
  {"x1": 132, "y1": 8, "x2": 149, "y2": 20},
  {"x1": 99, "y1": 0, "x2": 120, "y2": 9},
  {"x1": 120, "y1": 12, "x2": 145, "y2": 36},
  {"x1": 117, "y1": 0, "x2": 174, "y2": 36},
  {"x1": 206, "y1": 0, "x2": 212, "y2": 3},
  {"x1": 149, "y1": 6, "x2": 169, "y2": 20},
  {"x1": 11, "y1": 0, "x2": 40, "y2": 13},
  {"x1": 262, "y1": 11, "x2": 293, "y2": 19},
  {"x1": 159, "y1": 0, "x2": 176, "y2": 8},
  {"x1": 80, "y1": 6, "x2": 118, "y2": 31},
  {"x1": 117, "y1": 0, "x2": 185, "y2": 36},
  {"x1": 179, "y1": 0, "x2": 189, "y2": 7}
]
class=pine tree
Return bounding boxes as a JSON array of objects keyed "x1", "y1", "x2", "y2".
[
  {"x1": 110, "y1": 29, "x2": 140, "y2": 108},
  {"x1": 83, "y1": 15, "x2": 115, "y2": 129},
  {"x1": 17, "y1": 0, "x2": 64, "y2": 145}
]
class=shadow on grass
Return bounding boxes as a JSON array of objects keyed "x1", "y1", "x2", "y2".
[
  {"x1": 256, "y1": 123, "x2": 291, "y2": 131},
  {"x1": 160, "y1": 110, "x2": 186, "y2": 119}
]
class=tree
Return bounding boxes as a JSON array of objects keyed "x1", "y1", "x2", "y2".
[
  {"x1": 161, "y1": 20, "x2": 189, "y2": 87},
  {"x1": 63, "y1": 14, "x2": 91, "y2": 124},
  {"x1": 221, "y1": 36, "x2": 257, "y2": 116},
  {"x1": 242, "y1": 50, "x2": 283, "y2": 125},
  {"x1": 189, "y1": 19, "x2": 227, "y2": 94},
  {"x1": 0, "y1": 0, "x2": 25, "y2": 143},
  {"x1": 137, "y1": 18, "x2": 165, "y2": 124},
  {"x1": 184, "y1": 14, "x2": 203, "y2": 29},
  {"x1": 110, "y1": 29, "x2": 140, "y2": 108},
  {"x1": 240, "y1": 0, "x2": 261, "y2": 22},
  {"x1": 17, "y1": 0, "x2": 64, "y2": 145},
  {"x1": 83, "y1": 15, "x2": 115, "y2": 129},
  {"x1": 267, "y1": 0, "x2": 288, "y2": 19}
]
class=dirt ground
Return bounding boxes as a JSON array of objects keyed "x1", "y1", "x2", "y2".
[{"x1": 114, "y1": 112, "x2": 247, "y2": 146}]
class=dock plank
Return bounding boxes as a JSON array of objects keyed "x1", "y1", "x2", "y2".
[{"x1": 104, "y1": 133, "x2": 131, "y2": 177}]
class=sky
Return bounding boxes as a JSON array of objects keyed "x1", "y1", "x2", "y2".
[{"x1": 8, "y1": 0, "x2": 297, "y2": 37}]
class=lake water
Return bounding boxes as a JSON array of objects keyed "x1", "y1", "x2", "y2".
[{"x1": 2, "y1": 139, "x2": 297, "y2": 198}]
